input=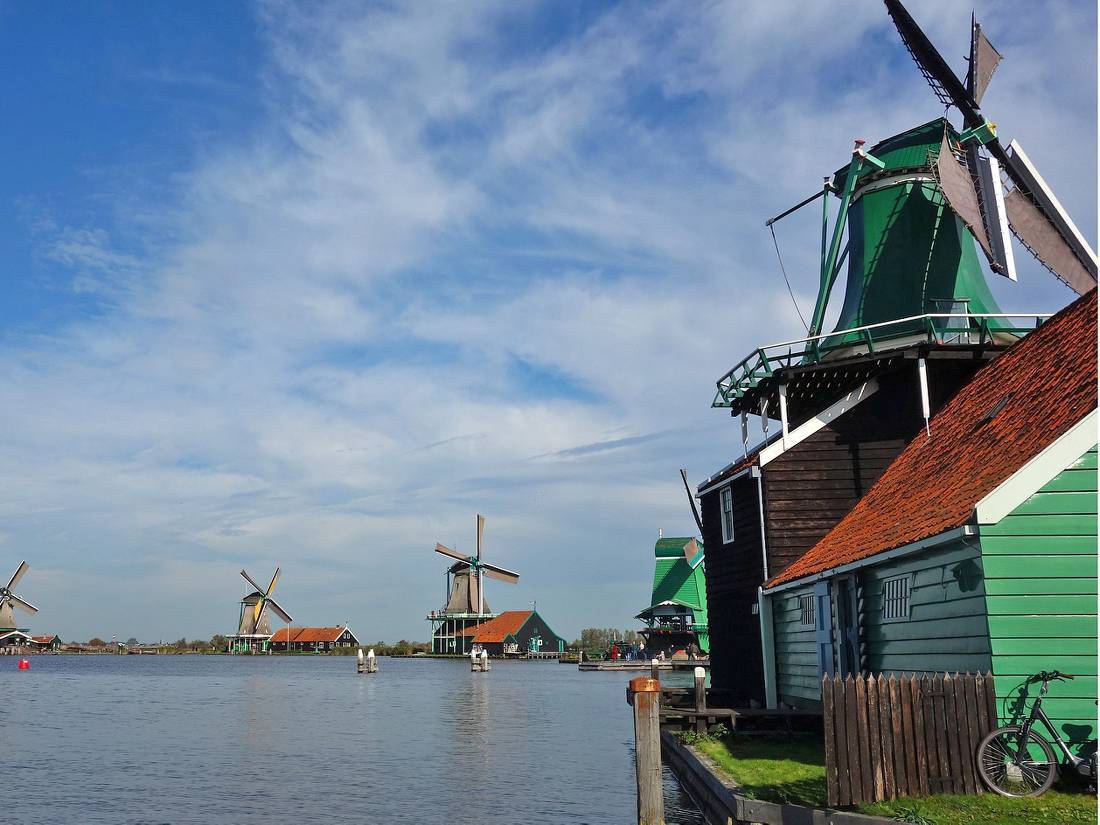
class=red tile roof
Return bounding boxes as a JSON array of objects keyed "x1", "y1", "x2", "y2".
[
  {"x1": 768, "y1": 289, "x2": 1098, "y2": 588},
  {"x1": 458, "y1": 611, "x2": 533, "y2": 643},
  {"x1": 31, "y1": 635, "x2": 59, "y2": 644},
  {"x1": 270, "y1": 626, "x2": 350, "y2": 643}
]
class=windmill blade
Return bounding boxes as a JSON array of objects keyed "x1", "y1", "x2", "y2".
[
  {"x1": 434, "y1": 542, "x2": 468, "y2": 563},
  {"x1": 885, "y1": 0, "x2": 981, "y2": 125},
  {"x1": 8, "y1": 593, "x2": 38, "y2": 615},
  {"x1": 253, "y1": 598, "x2": 267, "y2": 629},
  {"x1": 480, "y1": 562, "x2": 520, "y2": 584},
  {"x1": 966, "y1": 16, "x2": 1002, "y2": 105},
  {"x1": 970, "y1": 147, "x2": 1017, "y2": 281},
  {"x1": 266, "y1": 566, "x2": 281, "y2": 597},
  {"x1": 933, "y1": 136, "x2": 994, "y2": 262},
  {"x1": 266, "y1": 598, "x2": 293, "y2": 625},
  {"x1": 240, "y1": 568, "x2": 264, "y2": 594},
  {"x1": 679, "y1": 469, "x2": 704, "y2": 534},
  {"x1": 7, "y1": 560, "x2": 28, "y2": 591},
  {"x1": 1000, "y1": 141, "x2": 1098, "y2": 293},
  {"x1": 682, "y1": 538, "x2": 703, "y2": 567},
  {"x1": 476, "y1": 514, "x2": 485, "y2": 561}
]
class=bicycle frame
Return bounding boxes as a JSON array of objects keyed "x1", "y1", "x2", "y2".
[{"x1": 1017, "y1": 680, "x2": 1087, "y2": 770}]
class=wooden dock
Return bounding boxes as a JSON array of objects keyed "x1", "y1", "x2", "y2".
[{"x1": 578, "y1": 658, "x2": 709, "y2": 672}]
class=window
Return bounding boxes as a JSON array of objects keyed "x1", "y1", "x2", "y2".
[
  {"x1": 799, "y1": 594, "x2": 815, "y2": 627},
  {"x1": 720, "y1": 486, "x2": 735, "y2": 543},
  {"x1": 881, "y1": 575, "x2": 911, "y2": 621}
]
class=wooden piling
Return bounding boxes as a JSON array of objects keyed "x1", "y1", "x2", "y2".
[
  {"x1": 357, "y1": 648, "x2": 365, "y2": 674},
  {"x1": 481, "y1": 650, "x2": 490, "y2": 672},
  {"x1": 366, "y1": 648, "x2": 377, "y2": 673},
  {"x1": 650, "y1": 658, "x2": 659, "y2": 680},
  {"x1": 629, "y1": 676, "x2": 664, "y2": 825},
  {"x1": 470, "y1": 649, "x2": 480, "y2": 671},
  {"x1": 693, "y1": 666, "x2": 707, "y2": 734}
]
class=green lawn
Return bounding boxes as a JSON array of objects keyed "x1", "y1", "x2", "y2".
[{"x1": 690, "y1": 733, "x2": 1097, "y2": 824}]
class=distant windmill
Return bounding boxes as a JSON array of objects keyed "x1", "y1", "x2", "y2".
[
  {"x1": 0, "y1": 561, "x2": 37, "y2": 630},
  {"x1": 233, "y1": 567, "x2": 292, "y2": 653},
  {"x1": 434, "y1": 514, "x2": 520, "y2": 617}
]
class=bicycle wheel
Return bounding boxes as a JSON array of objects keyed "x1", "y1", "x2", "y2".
[{"x1": 978, "y1": 726, "x2": 1058, "y2": 797}]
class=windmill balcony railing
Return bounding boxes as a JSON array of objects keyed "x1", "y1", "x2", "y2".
[{"x1": 713, "y1": 312, "x2": 1051, "y2": 408}]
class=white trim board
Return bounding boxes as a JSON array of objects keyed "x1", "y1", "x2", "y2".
[
  {"x1": 759, "y1": 378, "x2": 880, "y2": 467},
  {"x1": 974, "y1": 409, "x2": 1097, "y2": 525}
]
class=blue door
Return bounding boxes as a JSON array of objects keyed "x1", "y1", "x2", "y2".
[{"x1": 814, "y1": 580, "x2": 835, "y2": 677}]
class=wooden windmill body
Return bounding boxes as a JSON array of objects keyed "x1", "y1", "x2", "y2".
[
  {"x1": 228, "y1": 567, "x2": 293, "y2": 654},
  {"x1": 426, "y1": 515, "x2": 520, "y2": 655}
]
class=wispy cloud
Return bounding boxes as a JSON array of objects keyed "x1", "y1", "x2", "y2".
[{"x1": 1, "y1": 0, "x2": 1094, "y2": 641}]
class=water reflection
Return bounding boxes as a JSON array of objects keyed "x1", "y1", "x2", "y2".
[{"x1": 5, "y1": 655, "x2": 702, "y2": 824}]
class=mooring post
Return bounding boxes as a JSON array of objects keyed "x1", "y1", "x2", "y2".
[
  {"x1": 650, "y1": 658, "x2": 659, "y2": 680},
  {"x1": 693, "y1": 666, "x2": 707, "y2": 734},
  {"x1": 357, "y1": 648, "x2": 365, "y2": 674},
  {"x1": 481, "y1": 649, "x2": 490, "y2": 672},
  {"x1": 367, "y1": 648, "x2": 377, "y2": 673},
  {"x1": 628, "y1": 677, "x2": 664, "y2": 825}
]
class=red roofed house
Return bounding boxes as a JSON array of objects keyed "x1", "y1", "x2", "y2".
[
  {"x1": 757, "y1": 290, "x2": 1097, "y2": 758},
  {"x1": 456, "y1": 610, "x2": 566, "y2": 657},
  {"x1": 269, "y1": 625, "x2": 360, "y2": 653},
  {"x1": 31, "y1": 635, "x2": 62, "y2": 651}
]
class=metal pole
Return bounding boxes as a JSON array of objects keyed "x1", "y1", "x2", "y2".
[{"x1": 629, "y1": 677, "x2": 664, "y2": 825}]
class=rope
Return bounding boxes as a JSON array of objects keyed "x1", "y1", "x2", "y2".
[{"x1": 769, "y1": 223, "x2": 809, "y2": 333}]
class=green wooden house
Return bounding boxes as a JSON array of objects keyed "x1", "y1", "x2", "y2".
[
  {"x1": 759, "y1": 290, "x2": 1097, "y2": 756},
  {"x1": 637, "y1": 536, "x2": 709, "y2": 655}
]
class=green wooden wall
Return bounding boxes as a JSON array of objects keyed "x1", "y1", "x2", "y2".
[
  {"x1": 772, "y1": 584, "x2": 820, "y2": 708},
  {"x1": 861, "y1": 540, "x2": 992, "y2": 676},
  {"x1": 979, "y1": 446, "x2": 1098, "y2": 754}
]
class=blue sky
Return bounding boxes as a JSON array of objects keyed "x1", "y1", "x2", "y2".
[{"x1": 1, "y1": 1, "x2": 1095, "y2": 642}]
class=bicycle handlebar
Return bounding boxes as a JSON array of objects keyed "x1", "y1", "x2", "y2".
[{"x1": 1034, "y1": 670, "x2": 1075, "y2": 683}]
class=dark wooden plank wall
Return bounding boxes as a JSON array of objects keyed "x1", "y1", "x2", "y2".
[
  {"x1": 700, "y1": 471, "x2": 764, "y2": 700},
  {"x1": 761, "y1": 362, "x2": 979, "y2": 579}
]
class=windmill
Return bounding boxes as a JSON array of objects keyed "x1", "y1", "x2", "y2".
[
  {"x1": 427, "y1": 514, "x2": 520, "y2": 654},
  {"x1": 232, "y1": 567, "x2": 292, "y2": 654},
  {"x1": 713, "y1": 0, "x2": 1096, "y2": 430},
  {"x1": 0, "y1": 561, "x2": 37, "y2": 631},
  {"x1": 882, "y1": 0, "x2": 1097, "y2": 295}
]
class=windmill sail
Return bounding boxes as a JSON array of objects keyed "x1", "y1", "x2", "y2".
[
  {"x1": 967, "y1": 19, "x2": 1002, "y2": 105},
  {"x1": 934, "y1": 136, "x2": 993, "y2": 261},
  {"x1": 0, "y1": 560, "x2": 37, "y2": 628}
]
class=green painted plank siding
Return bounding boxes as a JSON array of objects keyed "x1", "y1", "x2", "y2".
[
  {"x1": 772, "y1": 584, "x2": 820, "y2": 708},
  {"x1": 861, "y1": 539, "x2": 991, "y2": 677},
  {"x1": 980, "y1": 445, "x2": 1098, "y2": 754}
]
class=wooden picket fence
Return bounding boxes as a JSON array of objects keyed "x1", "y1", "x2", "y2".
[{"x1": 822, "y1": 672, "x2": 999, "y2": 807}]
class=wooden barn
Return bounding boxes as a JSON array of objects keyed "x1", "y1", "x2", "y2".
[
  {"x1": 31, "y1": 634, "x2": 62, "y2": 651},
  {"x1": 457, "y1": 610, "x2": 566, "y2": 657},
  {"x1": 269, "y1": 626, "x2": 360, "y2": 652},
  {"x1": 759, "y1": 290, "x2": 1097, "y2": 758}
]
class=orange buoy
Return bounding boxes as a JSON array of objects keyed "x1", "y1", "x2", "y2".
[{"x1": 18, "y1": 658, "x2": 30, "y2": 669}]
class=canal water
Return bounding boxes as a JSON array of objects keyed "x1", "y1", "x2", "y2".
[{"x1": 4, "y1": 655, "x2": 704, "y2": 824}]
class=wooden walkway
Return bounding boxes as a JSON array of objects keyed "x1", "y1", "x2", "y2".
[{"x1": 579, "y1": 658, "x2": 710, "y2": 672}]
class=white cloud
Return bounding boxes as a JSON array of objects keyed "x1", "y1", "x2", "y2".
[{"x1": 2, "y1": 0, "x2": 1094, "y2": 642}]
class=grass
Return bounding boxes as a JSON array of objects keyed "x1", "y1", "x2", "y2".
[{"x1": 687, "y1": 732, "x2": 1097, "y2": 824}]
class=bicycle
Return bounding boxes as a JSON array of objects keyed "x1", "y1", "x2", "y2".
[{"x1": 976, "y1": 670, "x2": 1097, "y2": 797}]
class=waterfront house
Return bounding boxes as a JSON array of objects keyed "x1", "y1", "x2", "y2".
[
  {"x1": 0, "y1": 630, "x2": 33, "y2": 652},
  {"x1": 636, "y1": 536, "x2": 709, "y2": 656},
  {"x1": 456, "y1": 610, "x2": 566, "y2": 656},
  {"x1": 759, "y1": 290, "x2": 1097, "y2": 756},
  {"x1": 31, "y1": 634, "x2": 62, "y2": 651},
  {"x1": 269, "y1": 626, "x2": 360, "y2": 652}
]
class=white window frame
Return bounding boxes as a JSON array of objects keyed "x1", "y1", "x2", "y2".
[
  {"x1": 720, "y1": 486, "x2": 735, "y2": 544},
  {"x1": 880, "y1": 574, "x2": 912, "y2": 622}
]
